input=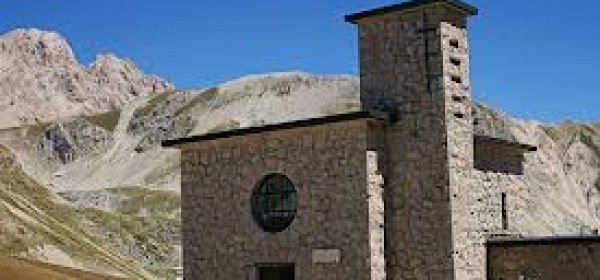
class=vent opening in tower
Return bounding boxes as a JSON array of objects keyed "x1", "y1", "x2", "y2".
[
  {"x1": 451, "y1": 75, "x2": 462, "y2": 84},
  {"x1": 449, "y1": 38, "x2": 460, "y2": 48},
  {"x1": 450, "y1": 57, "x2": 462, "y2": 67},
  {"x1": 452, "y1": 94, "x2": 465, "y2": 102}
]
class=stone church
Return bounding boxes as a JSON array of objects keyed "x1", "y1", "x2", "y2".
[{"x1": 164, "y1": 0, "x2": 600, "y2": 279}]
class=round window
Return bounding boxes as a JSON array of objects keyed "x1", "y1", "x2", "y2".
[{"x1": 251, "y1": 174, "x2": 297, "y2": 233}]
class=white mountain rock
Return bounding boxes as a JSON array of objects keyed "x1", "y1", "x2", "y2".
[{"x1": 0, "y1": 28, "x2": 172, "y2": 128}]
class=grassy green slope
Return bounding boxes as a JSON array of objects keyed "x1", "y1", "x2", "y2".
[
  {"x1": 0, "y1": 257, "x2": 129, "y2": 280},
  {"x1": 83, "y1": 110, "x2": 121, "y2": 132},
  {"x1": 0, "y1": 145, "x2": 155, "y2": 279}
]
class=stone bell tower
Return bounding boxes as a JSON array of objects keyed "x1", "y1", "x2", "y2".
[{"x1": 347, "y1": 0, "x2": 477, "y2": 279}]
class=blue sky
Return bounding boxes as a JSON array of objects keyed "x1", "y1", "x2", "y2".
[{"x1": 1, "y1": 0, "x2": 599, "y2": 122}]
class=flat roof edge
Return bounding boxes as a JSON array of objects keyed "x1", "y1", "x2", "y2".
[
  {"x1": 162, "y1": 111, "x2": 386, "y2": 148},
  {"x1": 487, "y1": 235, "x2": 600, "y2": 247},
  {"x1": 345, "y1": 0, "x2": 478, "y2": 24},
  {"x1": 474, "y1": 134, "x2": 538, "y2": 152}
]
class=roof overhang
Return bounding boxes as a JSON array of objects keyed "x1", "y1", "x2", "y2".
[
  {"x1": 162, "y1": 111, "x2": 387, "y2": 148},
  {"x1": 474, "y1": 134, "x2": 537, "y2": 152},
  {"x1": 345, "y1": 0, "x2": 478, "y2": 24},
  {"x1": 487, "y1": 235, "x2": 600, "y2": 247}
]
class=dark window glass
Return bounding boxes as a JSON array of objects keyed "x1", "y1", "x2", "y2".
[{"x1": 252, "y1": 174, "x2": 297, "y2": 233}]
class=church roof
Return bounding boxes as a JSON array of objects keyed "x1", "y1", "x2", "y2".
[
  {"x1": 345, "y1": 0, "x2": 478, "y2": 24},
  {"x1": 162, "y1": 110, "x2": 536, "y2": 152},
  {"x1": 162, "y1": 111, "x2": 386, "y2": 147}
]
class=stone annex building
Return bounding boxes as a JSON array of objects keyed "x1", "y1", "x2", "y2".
[{"x1": 164, "y1": 0, "x2": 600, "y2": 279}]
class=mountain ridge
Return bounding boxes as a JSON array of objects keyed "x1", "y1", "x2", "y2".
[{"x1": 0, "y1": 28, "x2": 173, "y2": 129}]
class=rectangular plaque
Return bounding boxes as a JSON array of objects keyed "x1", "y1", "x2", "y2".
[{"x1": 312, "y1": 249, "x2": 341, "y2": 264}]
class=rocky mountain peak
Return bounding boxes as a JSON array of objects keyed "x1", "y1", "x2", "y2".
[
  {"x1": 1, "y1": 28, "x2": 76, "y2": 66},
  {"x1": 89, "y1": 53, "x2": 135, "y2": 72},
  {"x1": 0, "y1": 28, "x2": 173, "y2": 129}
]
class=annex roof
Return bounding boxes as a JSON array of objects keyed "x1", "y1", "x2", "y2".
[
  {"x1": 487, "y1": 235, "x2": 600, "y2": 247},
  {"x1": 474, "y1": 134, "x2": 537, "y2": 152}
]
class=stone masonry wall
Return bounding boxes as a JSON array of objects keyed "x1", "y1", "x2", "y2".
[
  {"x1": 367, "y1": 150, "x2": 386, "y2": 280},
  {"x1": 440, "y1": 20, "x2": 478, "y2": 280},
  {"x1": 455, "y1": 161, "x2": 555, "y2": 280},
  {"x1": 487, "y1": 238, "x2": 600, "y2": 279},
  {"x1": 355, "y1": 3, "x2": 474, "y2": 279},
  {"x1": 179, "y1": 118, "x2": 383, "y2": 279},
  {"x1": 452, "y1": 167, "x2": 528, "y2": 280}
]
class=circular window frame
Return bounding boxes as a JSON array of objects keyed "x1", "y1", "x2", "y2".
[{"x1": 251, "y1": 173, "x2": 297, "y2": 233}]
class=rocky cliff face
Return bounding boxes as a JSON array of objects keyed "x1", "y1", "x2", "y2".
[
  {"x1": 0, "y1": 29, "x2": 173, "y2": 128},
  {"x1": 37, "y1": 118, "x2": 114, "y2": 164}
]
